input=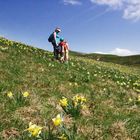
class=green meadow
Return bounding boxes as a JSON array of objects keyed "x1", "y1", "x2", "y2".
[{"x1": 0, "y1": 37, "x2": 140, "y2": 140}]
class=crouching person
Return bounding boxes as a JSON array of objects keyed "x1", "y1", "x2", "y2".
[{"x1": 59, "y1": 38, "x2": 69, "y2": 63}]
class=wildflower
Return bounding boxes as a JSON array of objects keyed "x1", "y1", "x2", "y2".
[
  {"x1": 129, "y1": 98, "x2": 132, "y2": 102},
  {"x1": 103, "y1": 88, "x2": 106, "y2": 91},
  {"x1": 87, "y1": 72, "x2": 90, "y2": 75},
  {"x1": 27, "y1": 122, "x2": 43, "y2": 137},
  {"x1": 126, "y1": 85, "x2": 129, "y2": 88},
  {"x1": 7, "y1": 92, "x2": 13, "y2": 98},
  {"x1": 52, "y1": 114, "x2": 63, "y2": 126},
  {"x1": 73, "y1": 95, "x2": 80, "y2": 102},
  {"x1": 94, "y1": 74, "x2": 97, "y2": 77},
  {"x1": 80, "y1": 96, "x2": 87, "y2": 103},
  {"x1": 58, "y1": 134, "x2": 67, "y2": 140},
  {"x1": 22, "y1": 92, "x2": 29, "y2": 97},
  {"x1": 60, "y1": 97, "x2": 68, "y2": 107},
  {"x1": 74, "y1": 82, "x2": 78, "y2": 86},
  {"x1": 120, "y1": 83, "x2": 123, "y2": 86},
  {"x1": 138, "y1": 95, "x2": 140, "y2": 102},
  {"x1": 71, "y1": 62, "x2": 74, "y2": 66},
  {"x1": 73, "y1": 95, "x2": 86, "y2": 104},
  {"x1": 69, "y1": 82, "x2": 72, "y2": 86},
  {"x1": 48, "y1": 63, "x2": 52, "y2": 67}
]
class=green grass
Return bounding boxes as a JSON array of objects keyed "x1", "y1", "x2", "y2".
[{"x1": 0, "y1": 37, "x2": 140, "y2": 140}]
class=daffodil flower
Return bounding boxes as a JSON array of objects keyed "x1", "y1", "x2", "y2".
[
  {"x1": 22, "y1": 92, "x2": 29, "y2": 97},
  {"x1": 74, "y1": 82, "x2": 78, "y2": 86},
  {"x1": 73, "y1": 95, "x2": 86, "y2": 104},
  {"x1": 69, "y1": 82, "x2": 72, "y2": 86},
  {"x1": 7, "y1": 92, "x2": 13, "y2": 98},
  {"x1": 129, "y1": 98, "x2": 133, "y2": 102},
  {"x1": 52, "y1": 114, "x2": 63, "y2": 126},
  {"x1": 80, "y1": 96, "x2": 87, "y2": 103},
  {"x1": 60, "y1": 97, "x2": 68, "y2": 107},
  {"x1": 27, "y1": 122, "x2": 42, "y2": 137},
  {"x1": 73, "y1": 95, "x2": 80, "y2": 102}
]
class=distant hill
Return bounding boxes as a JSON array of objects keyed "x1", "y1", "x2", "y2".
[{"x1": 70, "y1": 51, "x2": 140, "y2": 66}]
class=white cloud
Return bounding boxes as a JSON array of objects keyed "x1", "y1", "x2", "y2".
[
  {"x1": 90, "y1": 0, "x2": 122, "y2": 8},
  {"x1": 63, "y1": 0, "x2": 82, "y2": 5},
  {"x1": 123, "y1": 3, "x2": 140, "y2": 21},
  {"x1": 110, "y1": 48, "x2": 137, "y2": 56},
  {"x1": 90, "y1": 0, "x2": 140, "y2": 21},
  {"x1": 95, "y1": 48, "x2": 139, "y2": 56},
  {"x1": 94, "y1": 51, "x2": 108, "y2": 54}
]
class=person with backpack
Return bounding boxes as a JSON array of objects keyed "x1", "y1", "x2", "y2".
[
  {"x1": 48, "y1": 27, "x2": 61, "y2": 60},
  {"x1": 58, "y1": 38, "x2": 69, "y2": 63}
]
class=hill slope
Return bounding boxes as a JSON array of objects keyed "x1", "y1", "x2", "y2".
[
  {"x1": 0, "y1": 37, "x2": 140, "y2": 140},
  {"x1": 70, "y1": 51, "x2": 140, "y2": 66}
]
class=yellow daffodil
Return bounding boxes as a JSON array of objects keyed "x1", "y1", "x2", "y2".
[
  {"x1": 74, "y1": 82, "x2": 78, "y2": 86},
  {"x1": 138, "y1": 95, "x2": 140, "y2": 102},
  {"x1": 69, "y1": 82, "x2": 72, "y2": 86},
  {"x1": 27, "y1": 122, "x2": 42, "y2": 137},
  {"x1": 7, "y1": 92, "x2": 13, "y2": 98},
  {"x1": 73, "y1": 95, "x2": 80, "y2": 102},
  {"x1": 129, "y1": 98, "x2": 133, "y2": 102},
  {"x1": 94, "y1": 74, "x2": 97, "y2": 77},
  {"x1": 80, "y1": 96, "x2": 87, "y2": 103},
  {"x1": 60, "y1": 97, "x2": 68, "y2": 107},
  {"x1": 73, "y1": 95, "x2": 86, "y2": 104},
  {"x1": 52, "y1": 114, "x2": 63, "y2": 126},
  {"x1": 58, "y1": 134, "x2": 67, "y2": 140},
  {"x1": 22, "y1": 91, "x2": 29, "y2": 97},
  {"x1": 87, "y1": 72, "x2": 90, "y2": 75}
]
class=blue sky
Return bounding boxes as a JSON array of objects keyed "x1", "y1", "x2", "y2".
[{"x1": 0, "y1": 0, "x2": 140, "y2": 55}]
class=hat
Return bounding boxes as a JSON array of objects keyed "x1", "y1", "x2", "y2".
[
  {"x1": 55, "y1": 27, "x2": 61, "y2": 32},
  {"x1": 60, "y1": 38, "x2": 64, "y2": 41}
]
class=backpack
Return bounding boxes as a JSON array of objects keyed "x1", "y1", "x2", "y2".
[{"x1": 48, "y1": 33, "x2": 54, "y2": 42}]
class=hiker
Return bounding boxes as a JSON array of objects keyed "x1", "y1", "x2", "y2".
[
  {"x1": 58, "y1": 38, "x2": 69, "y2": 63},
  {"x1": 48, "y1": 27, "x2": 61, "y2": 59}
]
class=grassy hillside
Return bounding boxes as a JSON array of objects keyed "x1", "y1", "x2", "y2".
[
  {"x1": 0, "y1": 37, "x2": 140, "y2": 140},
  {"x1": 70, "y1": 51, "x2": 140, "y2": 66}
]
